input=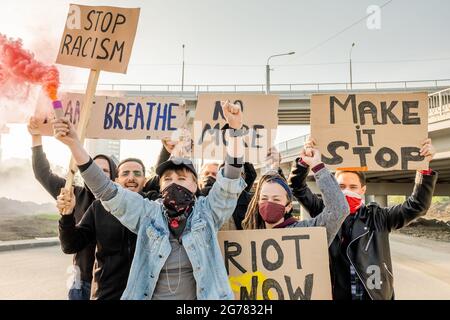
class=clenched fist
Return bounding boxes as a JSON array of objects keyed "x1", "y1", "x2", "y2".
[
  {"x1": 56, "y1": 188, "x2": 76, "y2": 215},
  {"x1": 221, "y1": 100, "x2": 243, "y2": 130}
]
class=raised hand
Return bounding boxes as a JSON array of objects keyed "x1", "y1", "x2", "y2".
[
  {"x1": 169, "y1": 128, "x2": 193, "y2": 158},
  {"x1": 221, "y1": 100, "x2": 243, "y2": 130},
  {"x1": 52, "y1": 118, "x2": 79, "y2": 147},
  {"x1": 56, "y1": 188, "x2": 76, "y2": 215},
  {"x1": 303, "y1": 137, "x2": 317, "y2": 158},
  {"x1": 420, "y1": 138, "x2": 435, "y2": 163},
  {"x1": 266, "y1": 147, "x2": 281, "y2": 169},
  {"x1": 299, "y1": 147, "x2": 322, "y2": 168},
  {"x1": 27, "y1": 117, "x2": 41, "y2": 136},
  {"x1": 162, "y1": 138, "x2": 177, "y2": 154}
]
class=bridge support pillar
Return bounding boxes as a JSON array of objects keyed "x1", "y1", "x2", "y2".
[
  {"x1": 374, "y1": 195, "x2": 388, "y2": 207},
  {"x1": 365, "y1": 195, "x2": 375, "y2": 204}
]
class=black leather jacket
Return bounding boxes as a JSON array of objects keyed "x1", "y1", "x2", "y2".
[{"x1": 288, "y1": 159, "x2": 437, "y2": 300}]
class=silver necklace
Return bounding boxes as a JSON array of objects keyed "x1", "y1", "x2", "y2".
[{"x1": 165, "y1": 244, "x2": 182, "y2": 295}]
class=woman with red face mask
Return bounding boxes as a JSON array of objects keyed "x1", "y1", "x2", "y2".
[{"x1": 242, "y1": 148, "x2": 350, "y2": 247}]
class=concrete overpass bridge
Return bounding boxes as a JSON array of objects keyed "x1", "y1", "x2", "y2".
[
  {"x1": 64, "y1": 78, "x2": 450, "y2": 125},
  {"x1": 63, "y1": 79, "x2": 450, "y2": 204}
]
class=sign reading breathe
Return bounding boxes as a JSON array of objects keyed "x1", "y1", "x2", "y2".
[{"x1": 34, "y1": 92, "x2": 186, "y2": 140}]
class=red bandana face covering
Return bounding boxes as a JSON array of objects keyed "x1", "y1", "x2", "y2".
[
  {"x1": 259, "y1": 201, "x2": 286, "y2": 224},
  {"x1": 342, "y1": 190, "x2": 364, "y2": 215},
  {"x1": 162, "y1": 183, "x2": 196, "y2": 238}
]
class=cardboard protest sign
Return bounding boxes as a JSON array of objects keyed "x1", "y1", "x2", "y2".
[
  {"x1": 311, "y1": 93, "x2": 428, "y2": 171},
  {"x1": 34, "y1": 92, "x2": 186, "y2": 140},
  {"x1": 56, "y1": 4, "x2": 140, "y2": 73},
  {"x1": 219, "y1": 228, "x2": 332, "y2": 300},
  {"x1": 193, "y1": 94, "x2": 279, "y2": 163},
  {"x1": 88, "y1": 96, "x2": 186, "y2": 140}
]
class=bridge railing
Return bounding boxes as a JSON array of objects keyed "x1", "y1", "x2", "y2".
[
  {"x1": 274, "y1": 135, "x2": 309, "y2": 165},
  {"x1": 61, "y1": 79, "x2": 450, "y2": 94},
  {"x1": 429, "y1": 88, "x2": 450, "y2": 123}
]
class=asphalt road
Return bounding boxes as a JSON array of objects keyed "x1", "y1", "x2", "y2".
[
  {"x1": 0, "y1": 245, "x2": 72, "y2": 300},
  {"x1": 0, "y1": 234, "x2": 449, "y2": 300},
  {"x1": 389, "y1": 233, "x2": 450, "y2": 300}
]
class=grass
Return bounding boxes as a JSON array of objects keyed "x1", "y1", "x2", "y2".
[
  {"x1": 36, "y1": 213, "x2": 61, "y2": 221},
  {"x1": 389, "y1": 196, "x2": 450, "y2": 207},
  {"x1": 0, "y1": 213, "x2": 60, "y2": 241},
  {"x1": 433, "y1": 196, "x2": 450, "y2": 204}
]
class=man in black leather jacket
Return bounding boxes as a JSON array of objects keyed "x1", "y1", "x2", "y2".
[{"x1": 288, "y1": 138, "x2": 438, "y2": 300}]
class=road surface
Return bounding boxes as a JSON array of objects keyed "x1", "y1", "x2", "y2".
[
  {"x1": 389, "y1": 233, "x2": 450, "y2": 300},
  {"x1": 0, "y1": 234, "x2": 449, "y2": 300}
]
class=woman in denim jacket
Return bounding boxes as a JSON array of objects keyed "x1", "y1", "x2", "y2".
[{"x1": 54, "y1": 101, "x2": 247, "y2": 300}]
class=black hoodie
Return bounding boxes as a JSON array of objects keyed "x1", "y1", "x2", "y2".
[
  {"x1": 31, "y1": 146, "x2": 118, "y2": 284},
  {"x1": 58, "y1": 158, "x2": 150, "y2": 300},
  {"x1": 59, "y1": 198, "x2": 137, "y2": 300}
]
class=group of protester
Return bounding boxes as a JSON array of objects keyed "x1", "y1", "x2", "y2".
[{"x1": 28, "y1": 100, "x2": 438, "y2": 300}]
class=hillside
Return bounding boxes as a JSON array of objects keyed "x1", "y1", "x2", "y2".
[{"x1": 0, "y1": 197, "x2": 57, "y2": 216}]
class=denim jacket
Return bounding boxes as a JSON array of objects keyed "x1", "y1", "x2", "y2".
[{"x1": 84, "y1": 166, "x2": 247, "y2": 300}]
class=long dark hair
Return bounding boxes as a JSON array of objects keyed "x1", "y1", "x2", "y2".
[{"x1": 241, "y1": 173, "x2": 292, "y2": 230}]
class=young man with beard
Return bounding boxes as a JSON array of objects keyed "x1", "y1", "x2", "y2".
[
  {"x1": 54, "y1": 101, "x2": 247, "y2": 300},
  {"x1": 288, "y1": 138, "x2": 438, "y2": 300},
  {"x1": 56, "y1": 158, "x2": 150, "y2": 299}
]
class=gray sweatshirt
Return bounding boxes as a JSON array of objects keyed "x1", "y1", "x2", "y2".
[{"x1": 288, "y1": 166, "x2": 350, "y2": 246}]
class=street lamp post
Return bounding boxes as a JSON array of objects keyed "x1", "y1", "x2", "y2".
[
  {"x1": 181, "y1": 44, "x2": 185, "y2": 92},
  {"x1": 349, "y1": 42, "x2": 355, "y2": 90},
  {"x1": 265, "y1": 51, "x2": 295, "y2": 94}
]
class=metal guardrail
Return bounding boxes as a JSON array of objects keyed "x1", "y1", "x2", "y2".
[
  {"x1": 61, "y1": 79, "x2": 450, "y2": 94},
  {"x1": 275, "y1": 134, "x2": 309, "y2": 163},
  {"x1": 429, "y1": 88, "x2": 450, "y2": 122},
  {"x1": 276, "y1": 135, "x2": 308, "y2": 153}
]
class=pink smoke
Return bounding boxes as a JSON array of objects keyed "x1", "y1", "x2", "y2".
[{"x1": 0, "y1": 33, "x2": 59, "y2": 101}]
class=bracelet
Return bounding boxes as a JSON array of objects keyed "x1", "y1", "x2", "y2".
[{"x1": 225, "y1": 154, "x2": 244, "y2": 167}]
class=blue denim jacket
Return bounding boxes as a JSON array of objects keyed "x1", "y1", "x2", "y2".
[{"x1": 99, "y1": 169, "x2": 246, "y2": 300}]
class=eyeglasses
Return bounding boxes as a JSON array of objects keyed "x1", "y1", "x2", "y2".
[
  {"x1": 169, "y1": 156, "x2": 193, "y2": 166},
  {"x1": 120, "y1": 170, "x2": 143, "y2": 177}
]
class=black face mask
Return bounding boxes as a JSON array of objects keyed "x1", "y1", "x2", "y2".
[
  {"x1": 162, "y1": 183, "x2": 196, "y2": 239},
  {"x1": 203, "y1": 176, "x2": 216, "y2": 188},
  {"x1": 200, "y1": 176, "x2": 216, "y2": 196}
]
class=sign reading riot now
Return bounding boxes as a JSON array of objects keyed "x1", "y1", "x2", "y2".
[
  {"x1": 311, "y1": 93, "x2": 429, "y2": 171},
  {"x1": 219, "y1": 228, "x2": 332, "y2": 300},
  {"x1": 193, "y1": 94, "x2": 279, "y2": 163},
  {"x1": 56, "y1": 4, "x2": 140, "y2": 73},
  {"x1": 34, "y1": 92, "x2": 186, "y2": 140}
]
